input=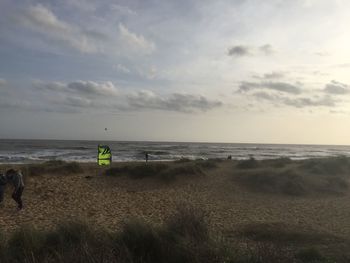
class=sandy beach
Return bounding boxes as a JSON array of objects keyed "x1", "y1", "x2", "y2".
[{"x1": 1, "y1": 158, "x2": 350, "y2": 254}]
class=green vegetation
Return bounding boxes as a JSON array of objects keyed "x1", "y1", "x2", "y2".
[
  {"x1": 236, "y1": 222, "x2": 339, "y2": 245},
  {"x1": 104, "y1": 160, "x2": 217, "y2": 181},
  {"x1": 24, "y1": 160, "x2": 83, "y2": 176},
  {"x1": 0, "y1": 206, "x2": 344, "y2": 263},
  {"x1": 234, "y1": 156, "x2": 350, "y2": 196}
]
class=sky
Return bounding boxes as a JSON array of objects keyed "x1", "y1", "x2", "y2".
[{"x1": 1, "y1": 0, "x2": 350, "y2": 144}]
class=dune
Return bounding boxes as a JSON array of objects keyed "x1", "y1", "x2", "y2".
[{"x1": 1, "y1": 157, "x2": 350, "y2": 262}]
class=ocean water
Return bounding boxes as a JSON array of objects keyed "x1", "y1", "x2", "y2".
[{"x1": 1, "y1": 139, "x2": 350, "y2": 164}]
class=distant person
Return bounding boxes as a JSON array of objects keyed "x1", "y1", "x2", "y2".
[
  {"x1": 0, "y1": 169, "x2": 25, "y2": 210},
  {"x1": 145, "y1": 152, "x2": 149, "y2": 162},
  {"x1": 227, "y1": 155, "x2": 232, "y2": 160}
]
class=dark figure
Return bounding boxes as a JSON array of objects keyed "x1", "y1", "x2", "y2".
[
  {"x1": 0, "y1": 169, "x2": 25, "y2": 210},
  {"x1": 145, "y1": 152, "x2": 149, "y2": 162},
  {"x1": 227, "y1": 155, "x2": 232, "y2": 160}
]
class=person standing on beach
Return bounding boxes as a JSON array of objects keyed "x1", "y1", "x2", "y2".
[
  {"x1": 0, "y1": 172, "x2": 7, "y2": 207},
  {"x1": 0, "y1": 169, "x2": 25, "y2": 210},
  {"x1": 145, "y1": 152, "x2": 149, "y2": 162}
]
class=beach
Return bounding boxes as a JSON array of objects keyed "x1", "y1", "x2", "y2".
[{"x1": 1, "y1": 158, "x2": 350, "y2": 261}]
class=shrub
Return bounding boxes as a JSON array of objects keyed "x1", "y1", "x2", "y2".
[
  {"x1": 105, "y1": 162, "x2": 204, "y2": 182},
  {"x1": 105, "y1": 164, "x2": 169, "y2": 178},
  {"x1": 237, "y1": 157, "x2": 259, "y2": 169},
  {"x1": 195, "y1": 159, "x2": 219, "y2": 169},
  {"x1": 295, "y1": 247, "x2": 325, "y2": 262},
  {"x1": 300, "y1": 156, "x2": 350, "y2": 175},
  {"x1": 236, "y1": 222, "x2": 336, "y2": 245},
  {"x1": 7, "y1": 225, "x2": 46, "y2": 261},
  {"x1": 166, "y1": 205, "x2": 209, "y2": 242},
  {"x1": 25, "y1": 161, "x2": 83, "y2": 176},
  {"x1": 114, "y1": 219, "x2": 169, "y2": 263}
]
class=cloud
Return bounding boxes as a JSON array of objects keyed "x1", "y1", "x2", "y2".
[
  {"x1": 252, "y1": 91, "x2": 336, "y2": 108},
  {"x1": 118, "y1": 23, "x2": 156, "y2": 55},
  {"x1": 253, "y1": 72, "x2": 285, "y2": 79},
  {"x1": 228, "y1": 44, "x2": 274, "y2": 57},
  {"x1": 16, "y1": 4, "x2": 105, "y2": 53},
  {"x1": 228, "y1": 45, "x2": 251, "y2": 57},
  {"x1": 283, "y1": 96, "x2": 336, "y2": 108},
  {"x1": 32, "y1": 80, "x2": 221, "y2": 113},
  {"x1": 259, "y1": 44, "x2": 274, "y2": 55},
  {"x1": 239, "y1": 81, "x2": 301, "y2": 94},
  {"x1": 262, "y1": 72, "x2": 285, "y2": 79},
  {"x1": 66, "y1": 81, "x2": 118, "y2": 96},
  {"x1": 113, "y1": 64, "x2": 131, "y2": 74},
  {"x1": 127, "y1": 91, "x2": 223, "y2": 113},
  {"x1": 34, "y1": 80, "x2": 118, "y2": 96},
  {"x1": 323, "y1": 80, "x2": 350, "y2": 95}
]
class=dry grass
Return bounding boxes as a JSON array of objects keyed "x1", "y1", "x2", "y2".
[
  {"x1": 104, "y1": 161, "x2": 208, "y2": 182},
  {"x1": 233, "y1": 156, "x2": 350, "y2": 196},
  {"x1": 23, "y1": 160, "x2": 83, "y2": 176}
]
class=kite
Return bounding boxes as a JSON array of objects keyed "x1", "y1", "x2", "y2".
[{"x1": 97, "y1": 144, "x2": 112, "y2": 166}]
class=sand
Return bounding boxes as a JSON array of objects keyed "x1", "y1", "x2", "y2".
[{"x1": 1, "y1": 160, "x2": 350, "y2": 242}]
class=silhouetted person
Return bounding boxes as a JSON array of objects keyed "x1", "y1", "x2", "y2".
[
  {"x1": 145, "y1": 152, "x2": 149, "y2": 162},
  {"x1": 227, "y1": 155, "x2": 232, "y2": 160},
  {"x1": 0, "y1": 169, "x2": 24, "y2": 210}
]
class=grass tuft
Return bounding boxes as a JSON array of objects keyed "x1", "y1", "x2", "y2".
[{"x1": 25, "y1": 160, "x2": 83, "y2": 176}]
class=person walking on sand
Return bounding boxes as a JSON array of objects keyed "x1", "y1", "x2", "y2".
[
  {"x1": 0, "y1": 172, "x2": 7, "y2": 208},
  {"x1": 0, "y1": 169, "x2": 25, "y2": 210}
]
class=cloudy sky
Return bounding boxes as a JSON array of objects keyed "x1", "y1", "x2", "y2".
[{"x1": 1, "y1": 0, "x2": 350, "y2": 144}]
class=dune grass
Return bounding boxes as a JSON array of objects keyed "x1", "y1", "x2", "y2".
[
  {"x1": 24, "y1": 160, "x2": 83, "y2": 176},
  {"x1": 0, "y1": 205, "x2": 342, "y2": 263},
  {"x1": 0, "y1": 206, "x2": 224, "y2": 263},
  {"x1": 103, "y1": 160, "x2": 218, "y2": 181},
  {"x1": 233, "y1": 156, "x2": 350, "y2": 196}
]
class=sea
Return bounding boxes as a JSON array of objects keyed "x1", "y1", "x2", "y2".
[{"x1": 1, "y1": 139, "x2": 350, "y2": 164}]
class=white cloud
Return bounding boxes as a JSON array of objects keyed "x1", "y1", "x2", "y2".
[
  {"x1": 17, "y1": 4, "x2": 103, "y2": 53},
  {"x1": 118, "y1": 23, "x2": 156, "y2": 55}
]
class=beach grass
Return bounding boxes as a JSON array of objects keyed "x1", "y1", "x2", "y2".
[
  {"x1": 0, "y1": 206, "x2": 339, "y2": 263},
  {"x1": 234, "y1": 156, "x2": 350, "y2": 196},
  {"x1": 2, "y1": 156, "x2": 350, "y2": 262}
]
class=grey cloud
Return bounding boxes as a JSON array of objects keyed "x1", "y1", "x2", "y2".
[
  {"x1": 228, "y1": 44, "x2": 274, "y2": 57},
  {"x1": 127, "y1": 91, "x2": 223, "y2": 113},
  {"x1": 253, "y1": 72, "x2": 285, "y2": 79},
  {"x1": 252, "y1": 91, "x2": 336, "y2": 108},
  {"x1": 34, "y1": 80, "x2": 118, "y2": 96},
  {"x1": 252, "y1": 91, "x2": 277, "y2": 101},
  {"x1": 283, "y1": 96, "x2": 336, "y2": 108},
  {"x1": 67, "y1": 81, "x2": 118, "y2": 96},
  {"x1": 239, "y1": 81, "x2": 301, "y2": 94},
  {"x1": 228, "y1": 45, "x2": 251, "y2": 57},
  {"x1": 324, "y1": 80, "x2": 350, "y2": 95},
  {"x1": 263, "y1": 72, "x2": 285, "y2": 79},
  {"x1": 259, "y1": 44, "x2": 274, "y2": 55},
  {"x1": 33, "y1": 80, "x2": 221, "y2": 113}
]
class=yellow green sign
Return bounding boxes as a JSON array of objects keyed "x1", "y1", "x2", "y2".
[{"x1": 98, "y1": 145, "x2": 112, "y2": 165}]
